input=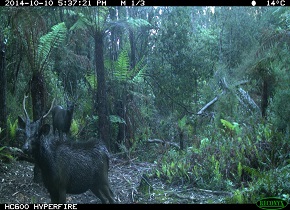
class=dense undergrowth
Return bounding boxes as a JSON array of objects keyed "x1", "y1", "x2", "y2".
[
  {"x1": 134, "y1": 120, "x2": 290, "y2": 204},
  {"x1": 1, "y1": 119, "x2": 290, "y2": 204}
]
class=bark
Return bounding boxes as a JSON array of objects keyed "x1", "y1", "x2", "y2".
[
  {"x1": 0, "y1": 33, "x2": 7, "y2": 143},
  {"x1": 30, "y1": 71, "x2": 46, "y2": 121},
  {"x1": 116, "y1": 100, "x2": 125, "y2": 145},
  {"x1": 94, "y1": 30, "x2": 110, "y2": 150},
  {"x1": 237, "y1": 87, "x2": 261, "y2": 114}
]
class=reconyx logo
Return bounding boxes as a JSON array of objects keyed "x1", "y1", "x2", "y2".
[{"x1": 256, "y1": 197, "x2": 288, "y2": 210}]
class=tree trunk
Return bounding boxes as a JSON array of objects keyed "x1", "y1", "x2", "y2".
[
  {"x1": 94, "y1": 30, "x2": 110, "y2": 150},
  {"x1": 29, "y1": 71, "x2": 47, "y2": 183},
  {"x1": 0, "y1": 33, "x2": 7, "y2": 144},
  {"x1": 30, "y1": 71, "x2": 46, "y2": 121},
  {"x1": 261, "y1": 79, "x2": 268, "y2": 119}
]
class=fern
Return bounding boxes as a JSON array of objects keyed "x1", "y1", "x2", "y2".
[
  {"x1": 114, "y1": 50, "x2": 130, "y2": 82},
  {"x1": 221, "y1": 119, "x2": 235, "y2": 131},
  {"x1": 109, "y1": 115, "x2": 126, "y2": 124},
  {"x1": 127, "y1": 17, "x2": 151, "y2": 28},
  {"x1": 85, "y1": 74, "x2": 97, "y2": 90},
  {"x1": 70, "y1": 119, "x2": 79, "y2": 137},
  {"x1": 0, "y1": 146, "x2": 14, "y2": 162},
  {"x1": 69, "y1": 12, "x2": 94, "y2": 31},
  {"x1": 131, "y1": 57, "x2": 147, "y2": 84},
  {"x1": 38, "y1": 22, "x2": 67, "y2": 72},
  {"x1": 8, "y1": 118, "x2": 18, "y2": 141}
]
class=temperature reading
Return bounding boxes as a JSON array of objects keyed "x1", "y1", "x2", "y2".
[{"x1": 267, "y1": 0, "x2": 285, "y2": 6}]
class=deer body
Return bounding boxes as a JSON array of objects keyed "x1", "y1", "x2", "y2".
[
  {"x1": 18, "y1": 95, "x2": 114, "y2": 204},
  {"x1": 31, "y1": 125, "x2": 114, "y2": 203},
  {"x1": 52, "y1": 102, "x2": 74, "y2": 140}
]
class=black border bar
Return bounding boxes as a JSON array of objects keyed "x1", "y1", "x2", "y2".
[{"x1": 2, "y1": 0, "x2": 289, "y2": 7}]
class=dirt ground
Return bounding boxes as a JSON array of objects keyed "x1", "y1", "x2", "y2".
[{"x1": 0, "y1": 156, "x2": 228, "y2": 204}]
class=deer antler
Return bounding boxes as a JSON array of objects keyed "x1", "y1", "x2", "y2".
[
  {"x1": 43, "y1": 98, "x2": 55, "y2": 118},
  {"x1": 23, "y1": 95, "x2": 30, "y2": 120}
]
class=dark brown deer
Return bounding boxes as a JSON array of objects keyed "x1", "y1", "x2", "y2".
[
  {"x1": 18, "y1": 95, "x2": 115, "y2": 204},
  {"x1": 18, "y1": 95, "x2": 55, "y2": 183},
  {"x1": 28, "y1": 124, "x2": 115, "y2": 203},
  {"x1": 51, "y1": 100, "x2": 74, "y2": 140}
]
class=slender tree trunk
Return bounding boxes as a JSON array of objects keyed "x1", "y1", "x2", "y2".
[
  {"x1": 0, "y1": 33, "x2": 7, "y2": 144},
  {"x1": 129, "y1": 30, "x2": 136, "y2": 69},
  {"x1": 94, "y1": 30, "x2": 110, "y2": 150},
  {"x1": 30, "y1": 71, "x2": 47, "y2": 183},
  {"x1": 30, "y1": 71, "x2": 46, "y2": 121},
  {"x1": 261, "y1": 79, "x2": 269, "y2": 119}
]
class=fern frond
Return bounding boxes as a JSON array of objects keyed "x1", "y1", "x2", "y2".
[
  {"x1": 69, "y1": 12, "x2": 94, "y2": 31},
  {"x1": 85, "y1": 74, "x2": 97, "y2": 90},
  {"x1": 127, "y1": 17, "x2": 151, "y2": 29},
  {"x1": 131, "y1": 57, "x2": 147, "y2": 83},
  {"x1": 114, "y1": 50, "x2": 130, "y2": 82},
  {"x1": 38, "y1": 22, "x2": 67, "y2": 72}
]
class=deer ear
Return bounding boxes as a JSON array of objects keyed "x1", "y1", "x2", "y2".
[
  {"x1": 40, "y1": 124, "x2": 50, "y2": 136},
  {"x1": 18, "y1": 116, "x2": 26, "y2": 129}
]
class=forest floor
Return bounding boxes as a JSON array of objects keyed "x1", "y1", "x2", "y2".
[{"x1": 0, "y1": 156, "x2": 229, "y2": 204}]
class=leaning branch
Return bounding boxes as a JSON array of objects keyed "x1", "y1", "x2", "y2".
[
  {"x1": 196, "y1": 78, "x2": 260, "y2": 116},
  {"x1": 197, "y1": 91, "x2": 225, "y2": 115}
]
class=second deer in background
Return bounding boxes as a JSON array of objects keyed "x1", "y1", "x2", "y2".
[{"x1": 52, "y1": 100, "x2": 75, "y2": 141}]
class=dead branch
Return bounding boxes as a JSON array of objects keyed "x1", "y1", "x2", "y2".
[
  {"x1": 197, "y1": 91, "x2": 225, "y2": 115},
  {"x1": 237, "y1": 87, "x2": 261, "y2": 114},
  {"x1": 196, "y1": 78, "x2": 260, "y2": 116}
]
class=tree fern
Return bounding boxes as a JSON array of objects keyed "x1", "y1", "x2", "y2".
[
  {"x1": 68, "y1": 11, "x2": 94, "y2": 31},
  {"x1": 38, "y1": 22, "x2": 67, "y2": 72}
]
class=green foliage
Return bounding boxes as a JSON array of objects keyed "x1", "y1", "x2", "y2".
[
  {"x1": 154, "y1": 149, "x2": 191, "y2": 184},
  {"x1": 109, "y1": 115, "x2": 126, "y2": 124},
  {"x1": 269, "y1": 88, "x2": 290, "y2": 132},
  {"x1": 82, "y1": 115, "x2": 99, "y2": 138},
  {"x1": 131, "y1": 59, "x2": 147, "y2": 84},
  {"x1": 38, "y1": 22, "x2": 67, "y2": 72},
  {"x1": 45, "y1": 70, "x2": 65, "y2": 99},
  {"x1": 237, "y1": 162, "x2": 242, "y2": 182},
  {"x1": 113, "y1": 50, "x2": 130, "y2": 82},
  {"x1": 118, "y1": 138, "x2": 139, "y2": 160},
  {"x1": 8, "y1": 117, "x2": 18, "y2": 142},
  {"x1": 108, "y1": 49, "x2": 147, "y2": 85},
  {"x1": 178, "y1": 116, "x2": 187, "y2": 132},
  {"x1": 85, "y1": 74, "x2": 97, "y2": 90},
  {"x1": 227, "y1": 165, "x2": 290, "y2": 203},
  {"x1": 0, "y1": 146, "x2": 15, "y2": 163},
  {"x1": 220, "y1": 119, "x2": 241, "y2": 136},
  {"x1": 127, "y1": 17, "x2": 150, "y2": 28},
  {"x1": 70, "y1": 119, "x2": 79, "y2": 138},
  {"x1": 68, "y1": 10, "x2": 94, "y2": 31},
  {"x1": 152, "y1": 120, "x2": 289, "y2": 195}
]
